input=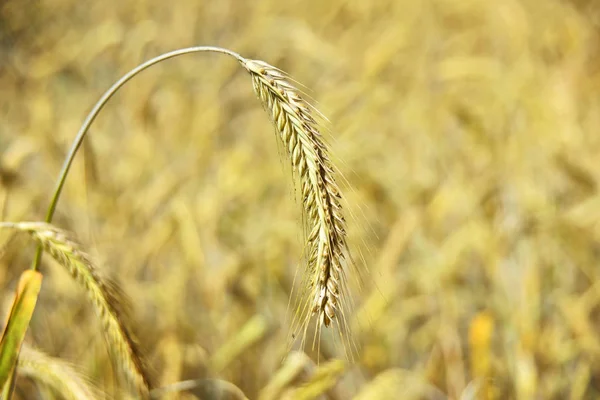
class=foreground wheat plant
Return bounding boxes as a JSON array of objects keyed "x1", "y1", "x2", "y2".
[{"x1": 1, "y1": 46, "x2": 355, "y2": 397}]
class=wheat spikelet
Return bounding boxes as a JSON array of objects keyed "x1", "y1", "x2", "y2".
[
  {"x1": 241, "y1": 59, "x2": 353, "y2": 352},
  {"x1": 18, "y1": 344, "x2": 101, "y2": 400},
  {"x1": 0, "y1": 221, "x2": 151, "y2": 396}
]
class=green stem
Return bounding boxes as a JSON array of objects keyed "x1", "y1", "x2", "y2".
[{"x1": 31, "y1": 46, "x2": 245, "y2": 271}]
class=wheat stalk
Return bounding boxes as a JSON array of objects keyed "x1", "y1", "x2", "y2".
[
  {"x1": 0, "y1": 221, "x2": 151, "y2": 396},
  {"x1": 241, "y1": 59, "x2": 353, "y2": 350}
]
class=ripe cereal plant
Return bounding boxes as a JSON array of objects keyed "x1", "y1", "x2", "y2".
[{"x1": 0, "y1": 46, "x2": 356, "y2": 398}]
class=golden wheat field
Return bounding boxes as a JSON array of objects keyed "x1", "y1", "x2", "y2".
[{"x1": 2, "y1": 0, "x2": 600, "y2": 399}]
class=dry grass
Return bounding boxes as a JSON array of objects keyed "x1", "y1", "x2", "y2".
[{"x1": 2, "y1": 0, "x2": 600, "y2": 398}]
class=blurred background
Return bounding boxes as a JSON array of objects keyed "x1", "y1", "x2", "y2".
[{"x1": 2, "y1": 0, "x2": 600, "y2": 398}]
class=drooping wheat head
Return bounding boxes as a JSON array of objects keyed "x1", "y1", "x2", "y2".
[
  {"x1": 241, "y1": 59, "x2": 354, "y2": 353},
  {"x1": 18, "y1": 344, "x2": 101, "y2": 400},
  {"x1": 0, "y1": 222, "x2": 152, "y2": 396}
]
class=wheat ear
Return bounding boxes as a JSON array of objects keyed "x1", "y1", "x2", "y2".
[
  {"x1": 241, "y1": 60, "x2": 352, "y2": 345},
  {"x1": 0, "y1": 221, "x2": 151, "y2": 396},
  {"x1": 18, "y1": 344, "x2": 101, "y2": 400}
]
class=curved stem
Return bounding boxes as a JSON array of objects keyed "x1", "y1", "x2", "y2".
[{"x1": 31, "y1": 46, "x2": 246, "y2": 271}]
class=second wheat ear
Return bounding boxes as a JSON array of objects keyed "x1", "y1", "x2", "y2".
[
  {"x1": 1, "y1": 221, "x2": 151, "y2": 395},
  {"x1": 34, "y1": 47, "x2": 354, "y2": 356}
]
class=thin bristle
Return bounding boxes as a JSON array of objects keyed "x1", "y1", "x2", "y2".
[
  {"x1": 0, "y1": 221, "x2": 152, "y2": 396},
  {"x1": 241, "y1": 59, "x2": 353, "y2": 352}
]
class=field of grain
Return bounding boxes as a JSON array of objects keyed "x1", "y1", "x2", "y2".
[{"x1": 2, "y1": 0, "x2": 600, "y2": 398}]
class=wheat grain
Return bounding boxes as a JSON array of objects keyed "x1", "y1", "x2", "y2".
[
  {"x1": 240, "y1": 59, "x2": 353, "y2": 351},
  {"x1": 0, "y1": 221, "x2": 152, "y2": 396}
]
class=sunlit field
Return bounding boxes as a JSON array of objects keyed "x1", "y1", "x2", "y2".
[{"x1": 2, "y1": 0, "x2": 600, "y2": 398}]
